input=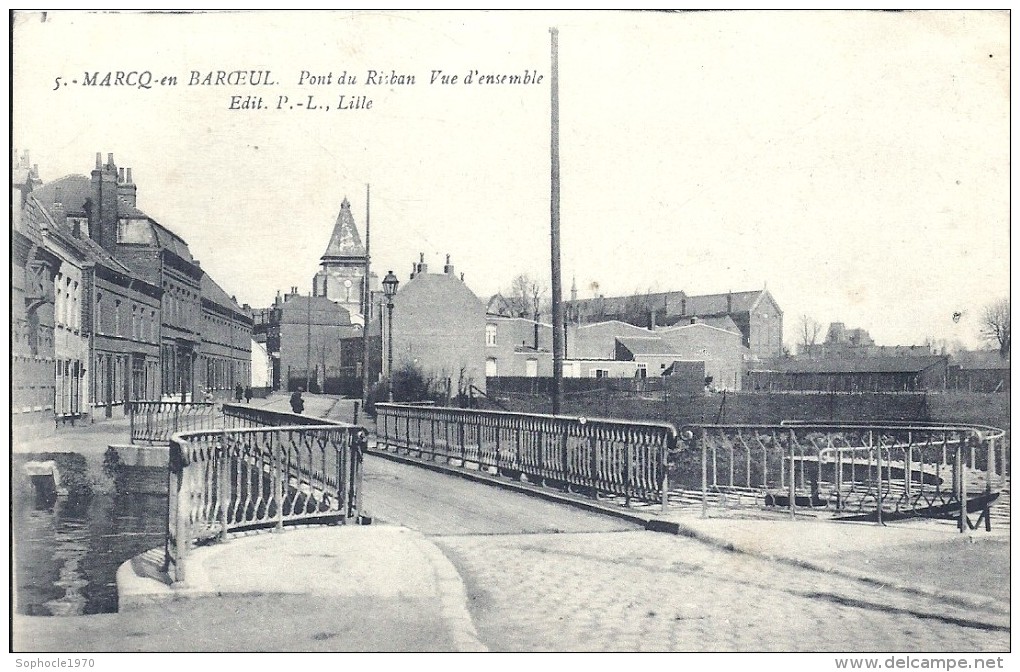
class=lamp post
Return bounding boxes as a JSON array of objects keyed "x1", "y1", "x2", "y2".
[{"x1": 382, "y1": 270, "x2": 399, "y2": 402}]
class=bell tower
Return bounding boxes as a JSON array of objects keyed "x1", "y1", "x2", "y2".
[{"x1": 313, "y1": 196, "x2": 368, "y2": 322}]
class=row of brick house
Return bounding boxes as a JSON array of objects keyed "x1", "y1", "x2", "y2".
[{"x1": 12, "y1": 152, "x2": 253, "y2": 440}]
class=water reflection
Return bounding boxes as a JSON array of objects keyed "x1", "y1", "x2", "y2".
[{"x1": 13, "y1": 491, "x2": 167, "y2": 616}]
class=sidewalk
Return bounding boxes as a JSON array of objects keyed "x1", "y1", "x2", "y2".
[{"x1": 15, "y1": 524, "x2": 487, "y2": 652}]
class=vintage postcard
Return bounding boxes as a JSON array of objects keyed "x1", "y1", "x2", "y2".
[{"x1": 9, "y1": 9, "x2": 1011, "y2": 662}]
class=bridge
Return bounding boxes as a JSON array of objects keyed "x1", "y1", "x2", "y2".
[{"x1": 97, "y1": 397, "x2": 1010, "y2": 651}]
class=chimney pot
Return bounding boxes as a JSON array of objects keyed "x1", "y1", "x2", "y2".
[
  {"x1": 95, "y1": 152, "x2": 102, "y2": 168},
  {"x1": 126, "y1": 168, "x2": 132, "y2": 184},
  {"x1": 107, "y1": 153, "x2": 114, "y2": 166},
  {"x1": 118, "y1": 168, "x2": 125, "y2": 183}
]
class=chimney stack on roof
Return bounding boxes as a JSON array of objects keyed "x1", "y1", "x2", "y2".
[
  {"x1": 91, "y1": 150, "x2": 120, "y2": 249},
  {"x1": 117, "y1": 164, "x2": 138, "y2": 207},
  {"x1": 414, "y1": 252, "x2": 428, "y2": 276},
  {"x1": 444, "y1": 253, "x2": 455, "y2": 276}
]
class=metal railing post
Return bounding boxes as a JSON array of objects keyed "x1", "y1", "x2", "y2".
[
  {"x1": 700, "y1": 429, "x2": 708, "y2": 519},
  {"x1": 219, "y1": 428, "x2": 230, "y2": 540},
  {"x1": 660, "y1": 437, "x2": 669, "y2": 512},
  {"x1": 875, "y1": 433, "x2": 883, "y2": 526},
  {"x1": 624, "y1": 435, "x2": 632, "y2": 508},
  {"x1": 352, "y1": 430, "x2": 365, "y2": 520},
  {"x1": 985, "y1": 434, "x2": 993, "y2": 532},
  {"x1": 275, "y1": 430, "x2": 285, "y2": 532},
  {"x1": 956, "y1": 440, "x2": 965, "y2": 533},
  {"x1": 788, "y1": 428, "x2": 796, "y2": 520}
]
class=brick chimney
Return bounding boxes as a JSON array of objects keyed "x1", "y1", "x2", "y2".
[
  {"x1": 89, "y1": 152, "x2": 120, "y2": 250},
  {"x1": 118, "y1": 166, "x2": 137, "y2": 208},
  {"x1": 416, "y1": 252, "x2": 428, "y2": 275},
  {"x1": 444, "y1": 254, "x2": 455, "y2": 276}
]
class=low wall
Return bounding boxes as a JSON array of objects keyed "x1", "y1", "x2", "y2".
[
  {"x1": 490, "y1": 391, "x2": 1010, "y2": 438},
  {"x1": 106, "y1": 444, "x2": 170, "y2": 495}
]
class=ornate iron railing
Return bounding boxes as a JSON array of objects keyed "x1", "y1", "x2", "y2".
[
  {"x1": 221, "y1": 403, "x2": 332, "y2": 428},
  {"x1": 130, "y1": 400, "x2": 218, "y2": 444},
  {"x1": 678, "y1": 422, "x2": 1006, "y2": 531},
  {"x1": 375, "y1": 403, "x2": 677, "y2": 508},
  {"x1": 164, "y1": 414, "x2": 367, "y2": 583}
]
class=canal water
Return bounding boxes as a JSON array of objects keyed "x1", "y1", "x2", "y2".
[{"x1": 13, "y1": 490, "x2": 167, "y2": 616}]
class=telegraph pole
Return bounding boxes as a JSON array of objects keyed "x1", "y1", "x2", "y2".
[
  {"x1": 361, "y1": 184, "x2": 372, "y2": 408},
  {"x1": 550, "y1": 26, "x2": 564, "y2": 415},
  {"x1": 305, "y1": 293, "x2": 311, "y2": 392}
]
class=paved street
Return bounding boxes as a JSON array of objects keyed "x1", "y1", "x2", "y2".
[{"x1": 363, "y1": 455, "x2": 1009, "y2": 652}]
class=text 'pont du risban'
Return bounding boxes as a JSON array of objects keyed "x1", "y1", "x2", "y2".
[{"x1": 230, "y1": 68, "x2": 544, "y2": 111}]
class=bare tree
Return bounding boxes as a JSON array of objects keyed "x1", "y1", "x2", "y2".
[
  {"x1": 505, "y1": 273, "x2": 547, "y2": 320},
  {"x1": 981, "y1": 297, "x2": 1010, "y2": 359},
  {"x1": 621, "y1": 289, "x2": 658, "y2": 328},
  {"x1": 798, "y1": 314, "x2": 822, "y2": 357}
]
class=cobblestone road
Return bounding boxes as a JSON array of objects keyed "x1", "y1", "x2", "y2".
[{"x1": 434, "y1": 530, "x2": 1009, "y2": 652}]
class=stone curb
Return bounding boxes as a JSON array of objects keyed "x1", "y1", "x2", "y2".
[
  {"x1": 116, "y1": 528, "x2": 490, "y2": 652},
  {"x1": 412, "y1": 535, "x2": 489, "y2": 652},
  {"x1": 366, "y1": 445, "x2": 1011, "y2": 624}
]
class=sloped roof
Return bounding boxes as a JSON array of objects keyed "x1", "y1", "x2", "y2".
[
  {"x1": 201, "y1": 274, "x2": 248, "y2": 318},
  {"x1": 151, "y1": 221, "x2": 195, "y2": 262},
  {"x1": 776, "y1": 356, "x2": 946, "y2": 375},
  {"x1": 663, "y1": 315, "x2": 741, "y2": 332},
  {"x1": 952, "y1": 350, "x2": 1009, "y2": 370},
  {"x1": 321, "y1": 197, "x2": 366, "y2": 260},
  {"x1": 34, "y1": 174, "x2": 196, "y2": 262},
  {"x1": 683, "y1": 290, "x2": 765, "y2": 316},
  {"x1": 27, "y1": 192, "x2": 143, "y2": 276},
  {"x1": 616, "y1": 336, "x2": 676, "y2": 356},
  {"x1": 32, "y1": 174, "x2": 90, "y2": 216}
]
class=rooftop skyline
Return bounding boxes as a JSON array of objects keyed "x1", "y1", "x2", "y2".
[{"x1": 12, "y1": 10, "x2": 1009, "y2": 350}]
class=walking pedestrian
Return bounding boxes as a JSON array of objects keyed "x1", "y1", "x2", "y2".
[
  {"x1": 235, "y1": 383, "x2": 243, "y2": 402},
  {"x1": 290, "y1": 387, "x2": 305, "y2": 414},
  {"x1": 244, "y1": 385, "x2": 253, "y2": 403}
]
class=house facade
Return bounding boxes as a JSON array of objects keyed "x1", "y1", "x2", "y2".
[
  {"x1": 34, "y1": 152, "x2": 251, "y2": 409},
  {"x1": 12, "y1": 157, "x2": 61, "y2": 439},
  {"x1": 385, "y1": 255, "x2": 486, "y2": 394},
  {"x1": 483, "y1": 314, "x2": 744, "y2": 388},
  {"x1": 277, "y1": 290, "x2": 362, "y2": 392},
  {"x1": 567, "y1": 287, "x2": 783, "y2": 360}
]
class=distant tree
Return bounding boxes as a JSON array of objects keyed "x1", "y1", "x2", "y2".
[
  {"x1": 981, "y1": 297, "x2": 1010, "y2": 359},
  {"x1": 621, "y1": 289, "x2": 658, "y2": 328},
  {"x1": 798, "y1": 314, "x2": 822, "y2": 356},
  {"x1": 504, "y1": 273, "x2": 547, "y2": 320}
]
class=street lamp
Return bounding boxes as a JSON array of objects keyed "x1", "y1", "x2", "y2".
[{"x1": 382, "y1": 270, "x2": 399, "y2": 402}]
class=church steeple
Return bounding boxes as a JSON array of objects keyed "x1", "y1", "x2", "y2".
[
  {"x1": 321, "y1": 197, "x2": 366, "y2": 262},
  {"x1": 313, "y1": 196, "x2": 370, "y2": 323}
]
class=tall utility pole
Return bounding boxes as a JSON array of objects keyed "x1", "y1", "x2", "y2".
[
  {"x1": 550, "y1": 26, "x2": 564, "y2": 415},
  {"x1": 305, "y1": 293, "x2": 311, "y2": 392},
  {"x1": 361, "y1": 184, "x2": 372, "y2": 408}
]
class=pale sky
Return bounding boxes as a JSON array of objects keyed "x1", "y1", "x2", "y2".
[{"x1": 12, "y1": 10, "x2": 1010, "y2": 350}]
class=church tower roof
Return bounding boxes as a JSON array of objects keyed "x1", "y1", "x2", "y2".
[{"x1": 321, "y1": 197, "x2": 366, "y2": 262}]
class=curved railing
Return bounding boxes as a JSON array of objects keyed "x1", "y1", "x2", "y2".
[
  {"x1": 375, "y1": 403, "x2": 678, "y2": 508},
  {"x1": 678, "y1": 422, "x2": 1006, "y2": 531},
  {"x1": 164, "y1": 415, "x2": 367, "y2": 583},
  {"x1": 130, "y1": 400, "x2": 218, "y2": 444}
]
